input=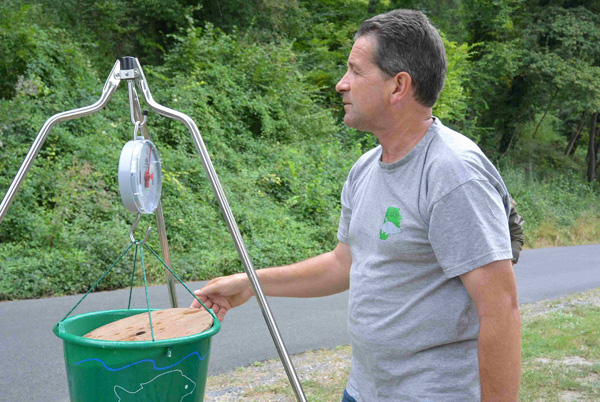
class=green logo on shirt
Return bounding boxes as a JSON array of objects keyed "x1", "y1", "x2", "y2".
[{"x1": 380, "y1": 207, "x2": 402, "y2": 240}]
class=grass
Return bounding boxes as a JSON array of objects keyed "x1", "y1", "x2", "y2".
[
  {"x1": 526, "y1": 212, "x2": 600, "y2": 249},
  {"x1": 205, "y1": 288, "x2": 600, "y2": 401},
  {"x1": 499, "y1": 164, "x2": 600, "y2": 249},
  {"x1": 520, "y1": 300, "x2": 600, "y2": 401}
]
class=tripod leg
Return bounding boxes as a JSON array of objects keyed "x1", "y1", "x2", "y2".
[
  {"x1": 133, "y1": 58, "x2": 307, "y2": 402},
  {"x1": 0, "y1": 60, "x2": 122, "y2": 223}
]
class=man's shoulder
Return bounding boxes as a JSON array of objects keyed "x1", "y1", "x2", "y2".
[
  {"x1": 348, "y1": 145, "x2": 381, "y2": 178},
  {"x1": 428, "y1": 122, "x2": 496, "y2": 175},
  {"x1": 427, "y1": 122, "x2": 485, "y2": 171},
  {"x1": 358, "y1": 145, "x2": 381, "y2": 164},
  {"x1": 424, "y1": 121, "x2": 505, "y2": 202}
]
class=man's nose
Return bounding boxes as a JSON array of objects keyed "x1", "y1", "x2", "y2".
[{"x1": 336, "y1": 72, "x2": 350, "y2": 93}]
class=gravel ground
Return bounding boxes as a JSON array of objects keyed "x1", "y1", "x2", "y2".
[
  {"x1": 204, "y1": 288, "x2": 600, "y2": 401},
  {"x1": 205, "y1": 346, "x2": 352, "y2": 401},
  {"x1": 519, "y1": 287, "x2": 600, "y2": 320}
]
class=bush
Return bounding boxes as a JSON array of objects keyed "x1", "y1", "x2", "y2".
[
  {"x1": 2, "y1": 1, "x2": 599, "y2": 301},
  {"x1": 0, "y1": 22, "x2": 360, "y2": 300}
]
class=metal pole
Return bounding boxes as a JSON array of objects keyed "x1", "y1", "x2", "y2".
[
  {"x1": 133, "y1": 58, "x2": 307, "y2": 402},
  {"x1": 127, "y1": 81, "x2": 179, "y2": 308},
  {"x1": 0, "y1": 61, "x2": 121, "y2": 224}
]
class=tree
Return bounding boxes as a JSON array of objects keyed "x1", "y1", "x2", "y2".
[
  {"x1": 589, "y1": 112, "x2": 598, "y2": 182},
  {"x1": 462, "y1": 0, "x2": 600, "y2": 169}
]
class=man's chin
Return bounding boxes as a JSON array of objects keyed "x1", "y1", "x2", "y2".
[{"x1": 343, "y1": 115, "x2": 356, "y2": 129}]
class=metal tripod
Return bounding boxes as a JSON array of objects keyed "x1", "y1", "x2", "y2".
[{"x1": 0, "y1": 57, "x2": 307, "y2": 401}]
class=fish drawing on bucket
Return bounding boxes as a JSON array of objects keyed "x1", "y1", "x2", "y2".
[{"x1": 113, "y1": 370, "x2": 196, "y2": 401}]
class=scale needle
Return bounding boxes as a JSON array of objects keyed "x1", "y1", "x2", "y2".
[{"x1": 145, "y1": 145, "x2": 153, "y2": 188}]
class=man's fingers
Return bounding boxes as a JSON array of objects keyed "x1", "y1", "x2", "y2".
[
  {"x1": 196, "y1": 300, "x2": 228, "y2": 321},
  {"x1": 212, "y1": 304, "x2": 221, "y2": 316},
  {"x1": 190, "y1": 292, "x2": 210, "y2": 308},
  {"x1": 194, "y1": 288, "x2": 209, "y2": 297},
  {"x1": 194, "y1": 283, "x2": 223, "y2": 298},
  {"x1": 216, "y1": 307, "x2": 228, "y2": 321},
  {"x1": 189, "y1": 276, "x2": 241, "y2": 319},
  {"x1": 189, "y1": 293, "x2": 230, "y2": 321}
]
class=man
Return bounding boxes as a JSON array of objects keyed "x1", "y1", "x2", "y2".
[{"x1": 192, "y1": 9, "x2": 521, "y2": 401}]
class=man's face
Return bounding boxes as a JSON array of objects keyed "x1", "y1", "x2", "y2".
[{"x1": 336, "y1": 35, "x2": 392, "y2": 132}]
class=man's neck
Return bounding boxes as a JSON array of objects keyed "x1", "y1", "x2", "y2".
[{"x1": 377, "y1": 113, "x2": 434, "y2": 164}]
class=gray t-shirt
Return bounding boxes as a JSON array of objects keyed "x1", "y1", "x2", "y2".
[{"x1": 338, "y1": 118, "x2": 513, "y2": 401}]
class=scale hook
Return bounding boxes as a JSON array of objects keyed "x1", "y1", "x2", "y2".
[{"x1": 129, "y1": 213, "x2": 152, "y2": 245}]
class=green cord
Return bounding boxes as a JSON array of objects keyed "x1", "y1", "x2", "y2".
[
  {"x1": 143, "y1": 243, "x2": 216, "y2": 322},
  {"x1": 60, "y1": 242, "x2": 135, "y2": 322},
  {"x1": 127, "y1": 243, "x2": 139, "y2": 310},
  {"x1": 59, "y1": 236, "x2": 217, "y2": 341},
  {"x1": 139, "y1": 245, "x2": 156, "y2": 341}
]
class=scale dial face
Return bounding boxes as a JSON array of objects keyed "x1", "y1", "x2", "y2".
[{"x1": 118, "y1": 138, "x2": 162, "y2": 214}]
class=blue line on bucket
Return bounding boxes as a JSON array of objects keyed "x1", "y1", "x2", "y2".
[{"x1": 74, "y1": 351, "x2": 208, "y2": 372}]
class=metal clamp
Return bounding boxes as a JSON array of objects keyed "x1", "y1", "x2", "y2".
[{"x1": 119, "y1": 56, "x2": 139, "y2": 80}]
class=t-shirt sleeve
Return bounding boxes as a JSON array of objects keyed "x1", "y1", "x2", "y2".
[
  {"x1": 428, "y1": 179, "x2": 513, "y2": 278},
  {"x1": 337, "y1": 178, "x2": 353, "y2": 244}
]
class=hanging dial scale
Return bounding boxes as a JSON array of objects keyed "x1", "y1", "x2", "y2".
[{"x1": 118, "y1": 115, "x2": 162, "y2": 215}]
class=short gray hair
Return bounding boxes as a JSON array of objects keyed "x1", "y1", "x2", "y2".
[{"x1": 355, "y1": 9, "x2": 447, "y2": 107}]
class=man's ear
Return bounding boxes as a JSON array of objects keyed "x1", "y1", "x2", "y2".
[{"x1": 390, "y1": 72, "x2": 412, "y2": 105}]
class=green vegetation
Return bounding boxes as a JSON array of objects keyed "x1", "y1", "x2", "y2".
[
  {"x1": 205, "y1": 290, "x2": 600, "y2": 401},
  {"x1": 521, "y1": 305, "x2": 600, "y2": 401},
  {"x1": 501, "y1": 164, "x2": 600, "y2": 248},
  {"x1": 1, "y1": 0, "x2": 599, "y2": 300}
]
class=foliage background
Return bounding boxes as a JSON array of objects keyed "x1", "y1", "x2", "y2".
[{"x1": 0, "y1": 0, "x2": 599, "y2": 300}]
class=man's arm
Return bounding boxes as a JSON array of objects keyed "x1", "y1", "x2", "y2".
[
  {"x1": 191, "y1": 242, "x2": 352, "y2": 320},
  {"x1": 460, "y1": 259, "x2": 521, "y2": 402}
]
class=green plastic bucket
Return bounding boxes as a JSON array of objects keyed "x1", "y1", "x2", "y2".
[{"x1": 53, "y1": 308, "x2": 220, "y2": 402}]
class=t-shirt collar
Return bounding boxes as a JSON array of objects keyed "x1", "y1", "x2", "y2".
[{"x1": 378, "y1": 117, "x2": 440, "y2": 170}]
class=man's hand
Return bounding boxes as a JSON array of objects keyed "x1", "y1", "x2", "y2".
[{"x1": 191, "y1": 273, "x2": 253, "y2": 321}]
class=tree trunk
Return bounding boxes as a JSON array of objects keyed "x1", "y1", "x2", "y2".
[
  {"x1": 587, "y1": 112, "x2": 598, "y2": 183},
  {"x1": 532, "y1": 87, "x2": 559, "y2": 139},
  {"x1": 500, "y1": 125, "x2": 520, "y2": 158},
  {"x1": 565, "y1": 112, "x2": 586, "y2": 156},
  {"x1": 595, "y1": 125, "x2": 600, "y2": 161},
  {"x1": 571, "y1": 139, "x2": 581, "y2": 156}
]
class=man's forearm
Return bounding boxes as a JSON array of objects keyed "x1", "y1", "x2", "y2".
[
  {"x1": 254, "y1": 242, "x2": 352, "y2": 298},
  {"x1": 478, "y1": 306, "x2": 522, "y2": 401}
]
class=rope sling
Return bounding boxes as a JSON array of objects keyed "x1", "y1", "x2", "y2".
[{"x1": 59, "y1": 236, "x2": 216, "y2": 341}]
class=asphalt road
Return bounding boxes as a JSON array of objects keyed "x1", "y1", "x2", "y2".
[{"x1": 1, "y1": 244, "x2": 599, "y2": 402}]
